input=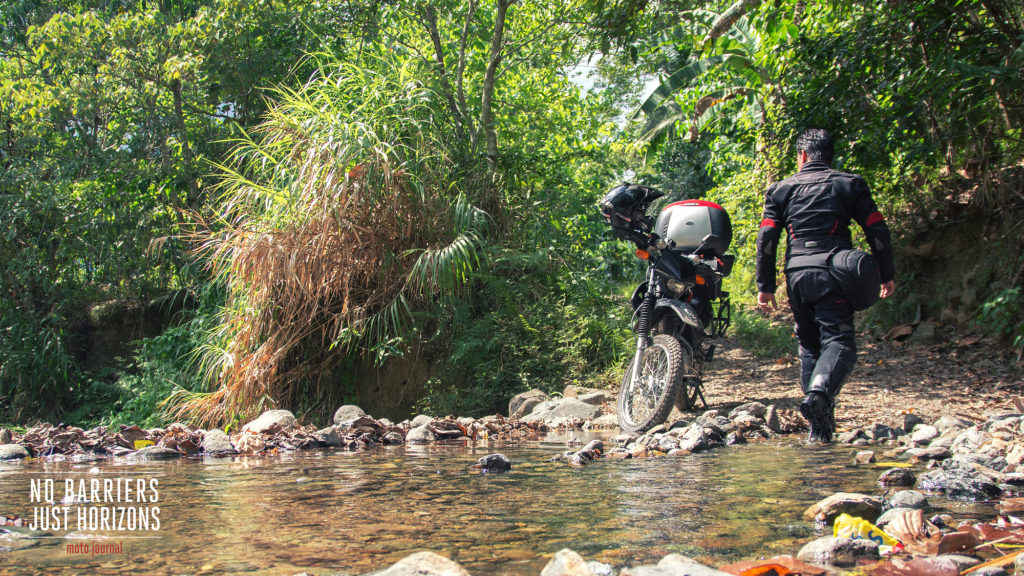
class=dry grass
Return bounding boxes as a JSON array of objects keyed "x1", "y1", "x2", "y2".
[{"x1": 169, "y1": 57, "x2": 486, "y2": 427}]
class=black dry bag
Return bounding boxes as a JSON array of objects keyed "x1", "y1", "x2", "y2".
[{"x1": 828, "y1": 249, "x2": 881, "y2": 311}]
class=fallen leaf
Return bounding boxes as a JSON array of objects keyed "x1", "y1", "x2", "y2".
[
  {"x1": 720, "y1": 555, "x2": 826, "y2": 576},
  {"x1": 869, "y1": 556, "x2": 958, "y2": 576},
  {"x1": 884, "y1": 325, "x2": 914, "y2": 341},
  {"x1": 936, "y1": 530, "x2": 980, "y2": 554},
  {"x1": 883, "y1": 509, "x2": 940, "y2": 555}
]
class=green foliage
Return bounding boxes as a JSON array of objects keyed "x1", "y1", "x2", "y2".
[
  {"x1": 730, "y1": 307, "x2": 795, "y2": 360},
  {"x1": 975, "y1": 287, "x2": 1024, "y2": 357}
]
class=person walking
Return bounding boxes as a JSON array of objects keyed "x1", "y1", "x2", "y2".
[{"x1": 755, "y1": 129, "x2": 896, "y2": 442}]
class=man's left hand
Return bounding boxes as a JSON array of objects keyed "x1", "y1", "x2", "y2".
[{"x1": 880, "y1": 281, "x2": 895, "y2": 299}]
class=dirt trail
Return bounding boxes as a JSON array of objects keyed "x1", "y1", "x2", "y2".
[{"x1": 688, "y1": 332, "x2": 1024, "y2": 433}]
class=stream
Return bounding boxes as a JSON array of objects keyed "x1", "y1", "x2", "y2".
[{"x1": 0, "y1": 432, "x2": 997, "y2": 575}]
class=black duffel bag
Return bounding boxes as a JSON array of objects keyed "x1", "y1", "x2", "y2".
[{"x1": 828, "y1": 248, "x2": 881, "y2": 311}]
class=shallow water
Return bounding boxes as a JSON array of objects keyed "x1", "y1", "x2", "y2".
[{"x1": 0, "y1": 433, "x2": 996, "y2": 575}]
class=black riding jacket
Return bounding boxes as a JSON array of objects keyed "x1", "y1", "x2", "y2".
[{"x1": 756, "y1": 161, "x2": 896, "y2": 294}]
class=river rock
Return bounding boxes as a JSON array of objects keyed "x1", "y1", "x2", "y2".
[
  {"x1": 952, "y1": 428, "x2": 991, "y2": 455},
  {"x1": 132, "y1": 445, "x2": 181, "y2": 460},
  {"x1": 725, "y1": 431, "x2": 747, "y2": 445},
  {"x1": 313, "y1": 427, "x2": 342, "y2": 447},
  {"x1": 242, "y1": 410, "x2": 297, "y2": 434},
  {"x1": 803, "y1": 492, "x2": 883, "y2": 523},
  {"x1": 410, "y1": 415, "x2": 434, "y2": 428},
  {"x1": 934, "y1": 415, "x2": 969, "y2": 433},
  {"x1": 577, "y1": 391, "x2": 607, "y2": 406},
  {"x1": 365, "y1": 551, "x2": 471, "y2": 576},
  {"x1": 509, "y1": 389, "x2": 549, "y2": 418},
  {"x1": 731, "y1": 414, "x2": 764, "y2": 433},
  {"x1": 658, "y1": 436, "x2": 679, "y2": 452},
  {"x1": 837, "y1": 429, "x2": 868, "y2": 444},
  {"x1": 903, "y1": 413, "x2": 926, "y2": 433},
  {"x1": 729, "y1": 401, "x2": 768, "y2": 419},
  {"x1": 875, "y1": 506, "x2": 917, "y2": 527},
  {"x1": 854, "y1": 450, "x2": 875, "y2": 464},
  {"x1": 475, "y1": 453, "x2": 511, "y2": 472},
  {"x1": 0, "y1": 444, "x2": 30, "y2": 460},
  {"x1": 867, "y1": 423, "x2": 901, "y2": 442},
  {"x1": 796, "y1": 536, "x2": 879, "y2": 567},
  {"x1": 540, "y1": 548, "x2": 597, "y2": 576},
  {"x1": 333, "y1": 405, "x2": 366, "y2": 426},
  {"x1": 888, "y1": 489, "x2": 928, "y2": 509},
  {"x1": 879, "y1": 468, "x2": 917, "y2": 486},
  {"x1": 677, "y1": 423, "x2": 711, "y2": 453},
  {"x1": 944, "y1": 464, "x2": 1003, "y2": 501},
  {"x1": 381, "y1": 431, "x2": 404, "y2": 445},
  {"x1": 911, "y1": 425, "x2": 939, "y2": 446},
  {"x1": 524, "y1": 398, "x2": 602, "y2": 422},
  {"x1": 405, "y1": 425, "x2": 435, "y2": 444},
  {"x1": 0, "y1": 428, "x2": 11, "y2": 444},
  {"x1": 621, "y1": 554, "x2": 734, "y2": 576},
  {"x1": 907, "y1": 446, "x2": 951, "y2": 462},
  {"x1": 201, "y1": 429, "x2": 235, "y2": 454}
]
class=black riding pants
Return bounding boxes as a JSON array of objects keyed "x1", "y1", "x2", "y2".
[{"x1": 785, "y1": 267, "x2": 857, "y2": 400}]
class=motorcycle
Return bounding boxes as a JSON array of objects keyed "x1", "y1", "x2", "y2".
[{"x1": 600, "y1": 183, "x2": 734, "y2": 434}]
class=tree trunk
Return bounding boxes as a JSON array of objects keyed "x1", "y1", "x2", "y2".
[
  {"x1": 481, "y1": 0, "x2": 514, "y2": 171},
  {"x1": 170, "y1": 79, "x2": 200, "y2": 207}
]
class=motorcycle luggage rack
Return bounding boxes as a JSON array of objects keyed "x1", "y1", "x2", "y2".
[{"x1": 709, "y1": 294, "x2": 731, "y2": 339}]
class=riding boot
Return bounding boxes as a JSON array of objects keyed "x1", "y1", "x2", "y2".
[
  {"x1": 798, "y1": 344, "x2": 818, "y2": 394},
  {"x1": 807, "y1": 342, "x2": 856, "y2": 399}
]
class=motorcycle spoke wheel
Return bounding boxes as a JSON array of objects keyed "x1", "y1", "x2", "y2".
[{"x1": 617, "y1": 335, "x2": 684, "y2": 434}]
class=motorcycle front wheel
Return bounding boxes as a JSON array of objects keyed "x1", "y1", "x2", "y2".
[{"x1": 617, "y1": 334, "x2": 684, "y2": 434}]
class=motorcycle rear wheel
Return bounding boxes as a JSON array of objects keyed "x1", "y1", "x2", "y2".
[{"x1": 617, "y1": 334, "x2": 684, "y2": 434}]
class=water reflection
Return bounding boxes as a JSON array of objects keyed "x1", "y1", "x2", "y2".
[{"x1": 0, "y1": 434, "x2": 995, "y2": 575}]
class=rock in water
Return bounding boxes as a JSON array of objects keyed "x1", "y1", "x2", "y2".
[
  {"x1": 879, "y1": 468, "x2": 917, "y2": 486},
  {"x1": 242, "y1": 410, "x2": 297, "y2": 434},
  {"x1": 475, "y1": 453, "x2": 512, "y2": 472},
  {"x1": 797, "y1": 536, "x2": 879, "y2": 567},
  {"x1": 132, "y1": 446, "x2": 181, "y2": 460},
  {"x1": 365, "y1": 551, "x2": 471, "y2": 576},
  {"x1": 803, "y1": 492, "x2": 883, "y2": 523},
  {"x1": 0, "y1": 444, "x2": 30, "y2": 460},
  {"x1": 333, "y1": 405, "x2": 366, "y2": 426},
  {"x1": 201, "y1": 429, "x2": 235, "y2": 454},
  {"x1": 405, "y1": 425, "x2": 435, "y2": 444},
  {"x1": 540, "y1": 548, "x2": 596, "y2": 576}
]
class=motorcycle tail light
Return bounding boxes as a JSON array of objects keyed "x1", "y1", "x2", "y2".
[
  {"x1": 635, "y1": 249, "x2": 650, "y2": 260},
  {"x1": 695, "y1": 275, "x2": 706, "y2": 285}
]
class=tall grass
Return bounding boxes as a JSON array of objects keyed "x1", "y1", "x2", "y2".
[{"x1": 173, "y1": 55, "x2": 487, "y2": 427}]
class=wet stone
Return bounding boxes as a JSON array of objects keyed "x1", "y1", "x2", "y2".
[
  {"x1": 854, "y1": 450, "x2": 876, "y2": 464},
  {"x1": 242, "y1": 410, "x2": 297, "y2": 434},
  {"x1": 728, "y1": 401, "x2": 768, "y2": 419},
  {"x1": 539, "y1": 548, "x2": 595, "y2": 576},
  {"x1": 804, "y1": 492, "x2": 883, "y2": 524},
  {"x1": 620, "y1": 554, "x2": 734, "y2": 576},
  {"x1": 875, "y1": 507, "x2": 917, "y2": 527},
  {"x1": 474, "y1": 453, "x2": 511, "y2": 473},
  {"x1": 867, "y1": 423, "x2": 900, "y2": 442},
  {"x1": 0, "y1": 444, "x2": 30, "y2": 460},
  {"x1": 888, "y1": 489, "x2": 928, "y2": 509},
  {"x1": 879, "y1": 468, "x2": 917, "y2": 486},
  {"x1": 796, "y1": 536, "x2": 879, "y2": 567},
  {"x1": 509, "y1": 389, "x2": 548, "y2": 419},
  {"x1": 903, "y1": 413, "x2": 926, "y2": 433},
  {"x1": 907, "y1": 446, "x2": 951, "y2": 462},
  {"x1": 934, "y1": 415, "x2": 969, "y2": 433},
  {"x1": 365, "y1": 551, "x2": 470, "y2": 576},
  {"x1": 837, "y1": 429, "x2": 868, "y2": 444},
  {"x1": 201, "y1": 429, "x2": 235, "y2": 454},
  {"x1": 333, "y1": 404, "x2": 366, "y2": 426},
  {"x1": 725, "y1": 432, "x2": 747, "y2": 445},
  {"x1": 313, "y1": 427, "x2": 342, "y2": 448},
  {"x1": 405, "y1": 425, "x2": 435, "y2": 444},
  {"x1": 911, "y1": 425, "x2": 939, "y2": 445},
  {"x1": 132, "y1": 445, "x2": 181, "y2": 460},
  {"x1": 952, "y1": 429, "x2": 991, "y2": 455},
  {"x1": 410, "y1": 415, "x2": 434, "y2": 428}
]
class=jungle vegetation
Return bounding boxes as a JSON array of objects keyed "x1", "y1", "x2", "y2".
[{"x1": 2, "y1": 0, "x2": 1022, "y2": 427}]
